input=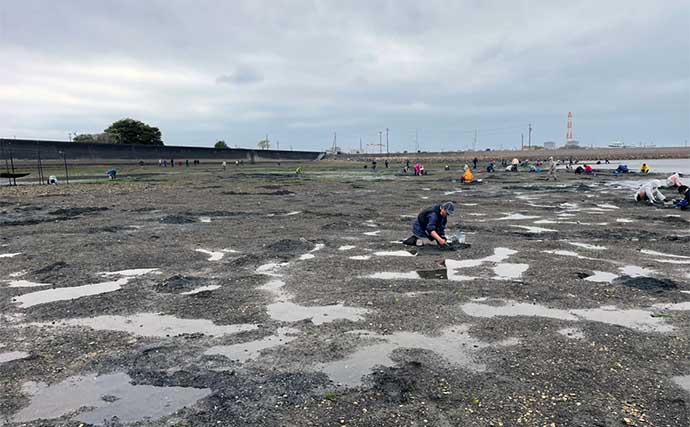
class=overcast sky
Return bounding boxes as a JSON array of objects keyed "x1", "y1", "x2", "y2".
[{"x1": 1, "y1": 0, "x2": 688, "y2": 151}]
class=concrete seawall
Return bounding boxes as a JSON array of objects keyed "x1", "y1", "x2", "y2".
[{"x1": 0, "y1": 139, "x2": 324, "y2": 162}]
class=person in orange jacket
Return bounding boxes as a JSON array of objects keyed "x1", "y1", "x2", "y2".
[{"x1": 460, "y1": 164, "x2": 474, "y2": 183}]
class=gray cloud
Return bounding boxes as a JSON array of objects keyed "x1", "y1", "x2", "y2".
[
  {"x1": 0, "y1": 0, "x2": 687, "y2": 150},
  {"x1": 216, "y1": 64, "x2": 264, "y2": 85}
]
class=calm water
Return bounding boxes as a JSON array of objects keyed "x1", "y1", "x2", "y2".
[{"x1": 585, "y1": 158, "x2": 690, "y2": 174}]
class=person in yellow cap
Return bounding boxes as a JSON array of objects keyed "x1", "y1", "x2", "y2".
[
  {"x1": 460, "y1": 164, "x2": 474, "y2": 183},
  {"x1": 640, "y1": 163, "x2": 650, "y2": 174}
]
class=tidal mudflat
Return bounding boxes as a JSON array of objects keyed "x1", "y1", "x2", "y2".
[{"x1": 1, "y1": 163, "x2": 688, "y2": 426}]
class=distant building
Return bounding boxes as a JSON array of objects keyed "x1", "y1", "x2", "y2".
[
  {"x1": 543, "y1": 141, "x2": 556, "y2": 150},
  {"x1": 564, "y1": 140, "x2": 581, "y2": 149}
]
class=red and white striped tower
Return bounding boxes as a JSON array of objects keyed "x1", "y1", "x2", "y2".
[{"x1": 566, "y1": 112, "x2": 574, "y2": 142}]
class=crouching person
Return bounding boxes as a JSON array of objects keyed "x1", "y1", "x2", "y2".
[
  {"x1": 634, "y1": 180, "x2": 665, "y2": 204},
  {"x1": 673, "y1": 185, "x2": 689, "y2": 210},
  {"x1": 402, "y1": 202, "x2": 455, "y2": 247}
]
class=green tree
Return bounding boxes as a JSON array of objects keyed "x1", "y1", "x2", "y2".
[
  {"x1": 72, "y1": 134, "x2": 97, "y2": 143},
  {"x1": 215, "y1": 140, "x2": 229, "y2": 149},
  {"x1": 104, "y1": 118, "x2": 164, "y2": 145}
]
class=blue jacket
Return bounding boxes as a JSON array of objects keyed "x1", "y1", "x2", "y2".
[{"x1": 413, "y1": 205, "x2": 447, "y2": 239}]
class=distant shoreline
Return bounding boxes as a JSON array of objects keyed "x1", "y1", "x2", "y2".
[{"x1": 337, "y1": 146, "x2": 690, "y2": 162}]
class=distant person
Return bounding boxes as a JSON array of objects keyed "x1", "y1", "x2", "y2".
[
  {"x1": 48, "y1": 175, "x2": 59, "y2": 185},
  {"x1": 106, "y1": 169, "x2": 117, "y2": 180},
  {"x1": 547, "y1": 156, "x2": 557, "y2": 181},
  {"x1": 414, "y1": 163, "x2": 421, "y2": 176},
  {"x1": 384, "y1": 160, "x2": 389, "y2": 168},
  {"x1": 372, "y1": 160, "x2": 377, "y2": 171},
  {"x1": 170, "y1": 159, "x2": 174, "y2": 168},
  {"x1": 460, "y1": 165, "x2": 474, "y2": 182},
  {"x1": 574, "y1": 165, "x2": 584, "y2": 174},
  {"x1": 614, "y1": 164, "x2": 629, "y2": 174},
  {"x1": 402, "y1": 202, "x2": 456, "y2": 247},
  {"x1": 295, "y1": 166, "x2": 303, "y2": 175},
  {"x1": 673, "y1": 185, "x2": 689, "y2": 210},
  {"x1": 185, "y1": 159, "x2": 189, "y2": 167},
  {"x1": 583, "y1": 164, "x2": 593, "y2": 174},
  {"x1": 472, "y1": 157, "x2": 478, "y2": 169},
  {"x1": 605, "y1": 159, "x2": 610, "y2": 164},
  {"x1": 486, "y1": 162, "x2": 495, "y2": 173},
  {"x1": 634, "y1": 180, "x2": 666, "y2": 204},
  {"x1": 444, "y1": 165, "x2": 450, "y2": 171},
  {"x1": 405, "y1": 159, "x2": 410, "y2": 169},
  {"x1": 640, "y1": 163, "x2": 650, "y2": 174},
  {"x1": 509, "y1": 158, "x2": 519, "y2": 172},
  {"x1": 419, "y1": 164, "x2": 426, "y2": 175},
  {"x1": 222, "y1": 161, "x2": 227, "y2": 170},
  {"x1": 667, "y1": 173, "x2": 684, "y2": 187}
]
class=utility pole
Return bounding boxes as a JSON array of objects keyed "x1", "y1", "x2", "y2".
[
  {"x1": 359, "y1": 137, "x2": 363, "y2": 153},
  {"x1": 386, "y1": 128, "x2": 389, "y2": 154},
  {"x1": 415, "y1": 129, "x2": 419, "y2": 152},
  {"x1": 332, "y1": 132, "x2": 337, "y2": 153},
  {"x1": 277, "y1": 140, "x2": 280, "y2": 151},
  {"x1": 379, "y1": 131, "x2": 383, "y2": 154},
  {"x1": 473, "y1": 129, "x2": 477, "y2": 151},
  {"x1": 521, "y1": 133, "x2": 524, "y2": 150},
  {"x1": 528, "y1": 123, "x2": 532, "y2": 149}
]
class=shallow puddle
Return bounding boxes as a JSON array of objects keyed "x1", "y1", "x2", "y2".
[
  {"x1": 496, "y1": 213, "x2": 540, "y2": 221},
  {"x1": 180, "y1": 285, "x2": 221, "y2": 295},
  {"x1": 14, "y1": 278, "x2": 129, "y2": 308},
  {"x1": 204, "y1": 327, "x2": 300, "y2": 362},
  {"x1": 616, "y1": 218, "x2": 636, "y2": 223},
  {"x1": 5, "y1": 280, "x2": 52, "y2": 288},
  {"x1": 373, "y1": 251, "x2": 415, "y2": 257},
  {"x1": 34, "y1": 313, "x2": 258, "y2": 337},
  {"x1": 567, "y1": 242, "x2": 607, "y2": 251},
  {"x1": 543, "y1": 250, "x2": 599, "y2": 261},
  {"x1": 283, "y1": 211, "x2": 302, "y2": 216},
  {"x1": 338, "y1": 245, "x2": 356, "y2": 251},
  {"x1": 461, "y1": 300, "x2": 674, "y2": 333},
  {"x1": 652, "y1": 302, "x2": 690, "y2": 311},
  {"x1": 0, "y1": 351, "x2": 29, "y2": 364},
  {"x1": 445, "y1": 247, "x2": 518, "y2": 282},
  {"x1": 199, "y1": 216, "x2": 211, "y2": 223},
  {"x1": 256, "y1": 262, "x2": 288, "y2": 277},
  {"x1": 195, "y1": 248, "x2": 236, "y2": 262},
  {"x1": 0, "y1": 253, "x2": 22, "y2": 258},
  {"x1": 650, "y1": 259, "x2": 690, "y2": 265},
  {"x1": 492, "y1": 263, "x2": 529, "y2": 281},
  {"x1": 349, "y1": 255, "x2": 372, "y2": 260},
  {"x1": 620, "y1": 265, "x2": 655, "y2": 277},
  {"x1": 12, "y1": 372, "x2": 211, "y2": 425},
  {"x1": 597, "y1": 204, "x2": 619, "y2": 209},
  {"x1": 511, "y1": 225, "x2": 556, "y2": 233},
  {"x1": 584, "y1": 271, "x2": 618, "y2": 283},
  {"x1": 266, "y1": 301, "x2": 368, "y2": 325},
  {"x1": 298, "y1": 253, "x2": 316, "y2": 260},
  {"x1": 14, "y1": 269, "x2": 159, "y2": 308},
  {"x1": 363, "y1": 230, "x2": 381, "y2": 236},
  {"x1": 315, "y1": 325, "x2": 517, "y2": 386}
]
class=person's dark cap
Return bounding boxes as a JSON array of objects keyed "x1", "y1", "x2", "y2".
[{"x1": 441, "y1": 201, "x2": 456, "y2": 215}]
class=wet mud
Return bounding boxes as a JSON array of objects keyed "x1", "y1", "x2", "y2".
[{"x1": 1, "y1": 164, "x2": 689, "y2": 426}]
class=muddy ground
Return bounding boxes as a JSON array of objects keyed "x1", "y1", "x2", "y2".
[{"x1": 1, "y1": 162, "x2": 689, "y2": 426}]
